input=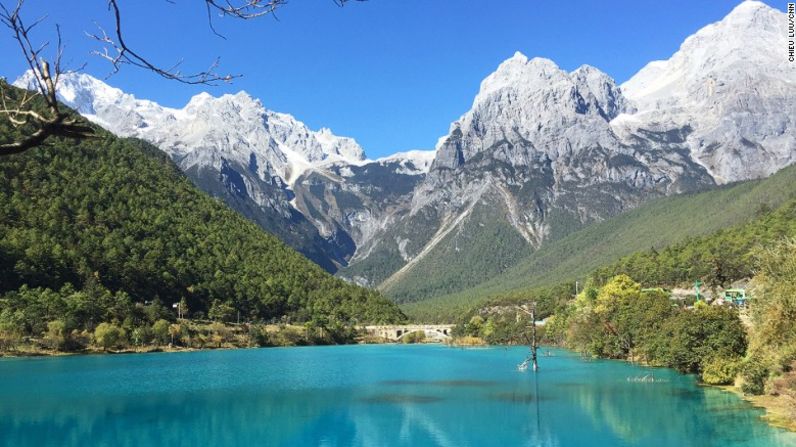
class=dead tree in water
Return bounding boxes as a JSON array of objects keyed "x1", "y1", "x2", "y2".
[{"x1": 516, "y1": 303, "x2": 538, "y2": 372}]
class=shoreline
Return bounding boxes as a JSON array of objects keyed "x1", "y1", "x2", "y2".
[
  {"x1": 0, "y1": 345, "x2": 219, "y2": 358},
  {"x1": 716, "y1": 385, "x2": 796, "y2": 432},
  {"x1": 0, "y1": 337, "x2": 446, "y2": 359}
]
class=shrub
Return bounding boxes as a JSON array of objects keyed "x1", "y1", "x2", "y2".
[
  {"x1": 0, "y1": 318, "x2": 22, "y2": 351},
  {"x1": 70, "y1": 329, "x2": 91, "y2": 350},
  {"x1": 741, "y1": 356, "x2": 770, "y2": 395},
  {"x1": 43, "y1": 320, "x2": 67, "y2": 350},
  {"x1": 402, "y1": 331, "x2": 426, "y2": 344},
  {"x1": 248, "y1": 325, "x2": 270, "y2": 347},
  {"x1": 130, "y1": 326, "x2": 153, "y2": 346},
  {"x1": 210, "y1": 322, "x2": 228, "y2": 348},
  {"x1": 654, "y1": 305, "x2": 747, "y2": 374},
  {"x1": 701, "y1": 356, "x2": 741, "y2": 385},
  {"x1": 152, "y1": 319, "x2": 170, "y2": 345},
  {"x1": 168, "y1": 324, "x2": 182, "y2": 346},
  {"x1": 93, "y1": 322, "x2": 126, "y2": 350},
  {"x1": 449, "y1": 336, "x2": 487, "y2": 346},
  {"x1": 273, "y1": 327, "x2": 306, "y2": 346}
]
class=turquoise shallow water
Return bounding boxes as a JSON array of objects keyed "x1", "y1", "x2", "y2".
[{"x1": 1, "y1": 345, "x2": 795, "y2": 447}]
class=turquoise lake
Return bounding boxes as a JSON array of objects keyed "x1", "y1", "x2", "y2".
[{"x1": 1, "y1": 345, "x2": 795, "y2": 446}]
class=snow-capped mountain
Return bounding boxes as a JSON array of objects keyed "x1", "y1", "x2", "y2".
[
  {"x1": 15, "y1": 71, "x2": 366, "y2": 183},
  {"x1": 347, "y1": 53, "x2": 714, "y2": 297},
  {"x1": 615, "y1": 0, "x2": 795, "y2": 183},
  {"x1": 13, "y1": 1, "x2": 795, "y2": 302},
  {"x1": 339, "y1": 1, "x2": 796, "y2": 300},
  {"x1": 14, "y1": 70, "x2": 429, "y2": 271}
]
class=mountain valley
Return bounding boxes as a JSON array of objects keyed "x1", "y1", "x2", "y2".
[{"x1": 15, "y1": 0, "x2": 794, "y2": 312}]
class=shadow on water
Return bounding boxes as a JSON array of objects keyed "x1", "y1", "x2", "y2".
[
  {"x1": 379, "y1": 379, "x2": 498, "y2": 387},
  {"x1": 357, "y1": 394, "x2": 444, "y2": 404},
  {"x1": 487, "y1": 391, "x2": 550, "y2": 404}
]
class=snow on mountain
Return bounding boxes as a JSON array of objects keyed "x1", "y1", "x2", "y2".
[
  {"x1": 616, "y1": 0, "x2": 796, "y2": 182},
  {"x1": 14, "y1": 72, "x2": 366, "y2": 187},
  {"x1": 10, "y1": 1, "x2": 794, "y2": 293},
  {"x1": 375, "y1": 150, "x2": 436, "y2": 175},
  {"x1": 347, "y1": 1, "x2": 796, "y2": 296},
  {"x1": 622, "y1": 1, "x2": 789, "y2": 107}
]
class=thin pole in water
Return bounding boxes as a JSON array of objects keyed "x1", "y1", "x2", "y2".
[
  {"x1": 534, "y1": 370, "x2": 541, "y2": 431},
  {"x1": 531, "y1": 302, "x2": 538, "y2": 372},
  {"x1": 516, "y1": 303, "x2": 539, "y2": 372}
]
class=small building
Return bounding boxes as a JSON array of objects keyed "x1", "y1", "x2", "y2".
[{"x1": 722, "y1": 289, "x2": 748, "y2": 308}]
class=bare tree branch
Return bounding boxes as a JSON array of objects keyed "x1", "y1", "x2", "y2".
[
  {"x1": 89, "y1": 0, "x2": 365, "y2": 85},
  {"x1": 0, "y1": 0, "x2": 366, "y2": 154},
  {"x1": 86, "y1": 0, "x2": 239, "y2": 85},
  {"x1": 0, "y1": 0, "x2": 94, "y2": 156}
]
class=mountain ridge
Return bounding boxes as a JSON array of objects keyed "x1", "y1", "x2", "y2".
[{"x1": 13, "y1": 0, "x2": 794, "y2": 309}]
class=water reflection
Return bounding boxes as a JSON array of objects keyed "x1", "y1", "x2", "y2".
[
  {"x1": 0, "y1": 346, "x2": 794, "y2": 447},
  {"x1": 380, "y1": 379, "x2": 498, "y2": 387},
  {"x1": 358, "y1": 394, "x2": 443, "y2": 404}
]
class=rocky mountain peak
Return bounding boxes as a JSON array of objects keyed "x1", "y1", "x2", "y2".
[
  {"x1": 432, "y1": 52, "x2": 627, "y2": 170},
  {"x1": 10, "y1": 1, "x2": 794, "y2": 292},
  {"x1": 473, "y1": 54, "x2": 564, "y2": 106},
  {"x1": 622, "y1": 1, "x2": 788, "y2": 107},
  {"x1": 571, "y1": 65, "x2": 631, "y2": 120},
  {"x1": 15, "y1": 71, "x2": 369, "y2": 183},
  {"x1": 618, "y1": 0, "x2": 795, "y2": 183}
]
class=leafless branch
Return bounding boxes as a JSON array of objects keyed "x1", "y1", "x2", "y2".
[
  {"x1": 85, "y1": 0, "x2": 238, "y2": 85},
  {"x1": 90, "y1": 0, "x2": 365, "y2": 85},
  {"x1": 0, "y1": 0, "x2": 365, "y2": 154},
  {"x1": 0, "y1": 0, "x2": 94, "y2": 156},
  {"x1": 205, "y1": 0, "x2": 287, "y2": 20}
]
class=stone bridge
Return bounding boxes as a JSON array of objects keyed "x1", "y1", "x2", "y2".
[{"x1": 364, "y1": 324, "x2": 455, "y2": 342}]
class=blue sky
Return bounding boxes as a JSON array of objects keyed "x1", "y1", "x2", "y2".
[{"x1": 0, "y1": 0, "x2": 781, "y2": 158}]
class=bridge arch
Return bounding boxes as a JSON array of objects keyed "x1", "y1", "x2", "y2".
[
  {"x1": 364, "y1": 324, "x2": 455, "y2": 342},
  {"x1": 395, "y1": 328, "x2": 451, "y2": 341}
]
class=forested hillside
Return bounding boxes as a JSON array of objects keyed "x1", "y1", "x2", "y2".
[
  {"x1": 404, "y1": 164, "x2": 796, "y2": 321},
  {"x1": 0, "y1": 87, "x2": 404, "y2": 346},
  {"x1": 457, "y1": 183, "x2": 796, "y2": 341},
  {"x1": 589, "y1": 200, "x2": 796, "y2": 288}
]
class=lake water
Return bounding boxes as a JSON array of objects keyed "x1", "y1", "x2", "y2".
[{"x1": 1, "y1": 345, "x2": 795, "y2": 447}]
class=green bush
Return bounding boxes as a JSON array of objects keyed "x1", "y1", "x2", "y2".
[
  {"x1": 741, "y1": 356, "x2": 770, "y2": 395},
  {"x1": 93, "y1": 322, "x2": 126, "y2": 350},
  {"x1": 152, "y1": 319, "x2": 171, "y2": 345},
  {"x1": 272, "y1": 327, "x2": 306, "y2": 346},
  {"x1": 652, "y1": 305, "x2": 747, "y2": 374},
  {"x1": 43, "y1": 320, "x2": 67, "y2": 350},
  {"x1": 701, "y1": 356, "x2": 741, "y2": 385},
  {"x1": 402, "y1": 331, "x2": 426, "y2": 344},
  {"x1": 248, "y1": 325, "x2": 270, "y2": 347},
  {"x1": 130, "y1": 326, "x2": 152, "y2": 346}
]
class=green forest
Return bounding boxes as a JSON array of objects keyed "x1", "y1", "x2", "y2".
[{"x1": 0, "y1": 87, "x2": 404, "y2": 353}]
